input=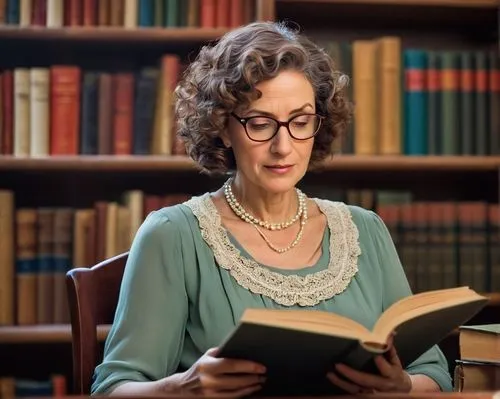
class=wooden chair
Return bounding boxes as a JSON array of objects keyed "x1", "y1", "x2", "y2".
[{"x1": 66, "y1": 252, "x2": 129, "y2": 395}]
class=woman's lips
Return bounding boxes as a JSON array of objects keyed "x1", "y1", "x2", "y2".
[{"x1": 264, "y1": 165, "x2": 294, "y2": 174}]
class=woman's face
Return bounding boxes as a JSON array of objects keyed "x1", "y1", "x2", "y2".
[{"x1": 222, "y1": 70, "x2": 317, "y2": 195}]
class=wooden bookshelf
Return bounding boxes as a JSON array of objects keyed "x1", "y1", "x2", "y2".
[
  {"x1": 319, "y1": 156, "x2": 500, "y2": 172},
  {"x1": 277, "y1": 0, "x2": 498, "y2": 8},
  {"x1": 0, "y1": 324, "x2": 110, "y2": 344},
  {"x1": 2, "y1": 290, "x2": 499, "y2": 344},
  {"x1": 0, "y1": 0, "x2": 498, "y2": 392},
  {"x1": 0, "y1": 155, "x2": 499, "y2": 172},
  {"x1": 275, "y1": 0, "x2": 497, "y2": 34},
  {"x1": 0, "y1": 155, "x2": 199, "y2": 171},
  {"x1": 0, "y1": 26, "x2": 230, "y2": 43}
]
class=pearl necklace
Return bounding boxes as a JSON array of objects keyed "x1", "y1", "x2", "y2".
[
  {"x1": 252, "y1": 203, "x2": 308, "y2": 253},
  {"x1": 223, "y1": 178, "x2": 308, "y2": 254},
  {"x1": 223, "y1": 179, "x2": 306, "y2": 230}
]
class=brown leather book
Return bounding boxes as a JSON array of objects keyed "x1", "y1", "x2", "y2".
[
  {"x1": 98, "y1": 73, "x2": 113, "y2": 154},
  {"x1": 112, "y1": 73, "x2": 134, "y2": 155},
  {"x1": 83, "y1": 0, "x2": 97, "y2": 26},
  {"x1": 15, "y1": 209, "x2": 38, "y2": 325},
  {"x1": 50, "y1": 66, "x2": 81, "y2": 155},
  {"x1": 1, "y1": 70, "x2": 13, "y2": 155},
  {"x1": 53, "y1": 208, "x2": 73, "y2": 324},
  {"x1": 0, "y1": 191, "x2": 14, "y2": 326},
  {"x1": 37, "y1": 208, "x2": 54, "y2": 324}
]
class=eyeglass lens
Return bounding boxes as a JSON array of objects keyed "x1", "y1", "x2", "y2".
[{"x1": 245, "y1": 114, "x2": 321, "y2": 140}]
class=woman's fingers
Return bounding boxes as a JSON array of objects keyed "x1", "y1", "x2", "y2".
[
  {"x1": 203, "y1": 357, "x2": 266, "y2": 376},
  {"x1": 374, "y1": 353, "x2": 396, "y2": 378},
  {"x1": 327, "y1": 371, "x2": 364, "y2": 394},
  {"x1": 334, "y1": 363, "x2": 396, "y2": 392},
  {"x1": 199, "y1": 373, "x2": 266, "y2": 391},
  {"x1": 387, "y1": 345, "x2": 403, "y2": 368}
]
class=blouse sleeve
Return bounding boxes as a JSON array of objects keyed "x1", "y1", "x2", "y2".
[
  {"x1": 367, "y1": 210, "x2": 453, "y2": 392},
  {"x1": 91, "y1": 209, "x2": 189, "y2": 395}
]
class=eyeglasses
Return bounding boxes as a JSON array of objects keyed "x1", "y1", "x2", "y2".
[{"x1": 230, "y1": 112, "x2": 324, "y2": 142}]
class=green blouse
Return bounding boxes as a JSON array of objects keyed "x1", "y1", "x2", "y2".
[{"x1": 91, "y1": 193, "x2": 452, "y2": 394}]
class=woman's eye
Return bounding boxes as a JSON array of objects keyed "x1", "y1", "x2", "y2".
[{"x1": 292, "y1": 121, "x2": 308, "y2": 127}]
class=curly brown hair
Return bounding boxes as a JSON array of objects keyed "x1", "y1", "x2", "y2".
[{"x1": 175, "y1": 21, "x2": 352, "y2": 176}]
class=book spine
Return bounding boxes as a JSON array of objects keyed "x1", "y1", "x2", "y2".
[
  {"x1": 459, "y1": 51, "x2": 474, "y2": 155},
  {"x1": 50, "y1": 66, "x2": 81, "y2": 155},
  {"x1": 37, "y1": 208, "x2": 54, "y2": 324},
  {"x1": 14, "y1": 68, "x2": 30, "y2": 156},
  {"x1": 46, "y1": 0, "x2": 63, "y2": 27},
  {"x1": 440, "y1": 51, "x2": 460, "y2": 155},
  {"x1": 474, "y1": 51, "x2": 489, "y2": 155},
  {"x1": 426, "y1": 51, "x2": 441, "y2": 155},
  {"x1": 403, "y1": 49, "x2": 427, "y2": 155},
  {"x1": 80, "y1": 72, "x2": 99, "y2": 155},
  {"x1": 15, "y1": 209, "x2": 37, "y2": 325},
  {"x1": 0, "y1": 191, "x2": 15, "y2": 325},
  {"x1": 29, "y1": 68, "x2": 50, "y2": 157}
]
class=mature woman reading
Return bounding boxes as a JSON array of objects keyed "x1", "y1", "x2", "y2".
[{"x1": 91, "y1": 21, "x2": 452, "y2": 397}]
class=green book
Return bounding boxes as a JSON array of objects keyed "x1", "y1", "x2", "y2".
[
  {"x1": 474, "y1": 51, "x2": 489, "y2": 155},
  {"x1": 440, "y1": 51, "x2": 460, "y2": 155},
  {"x1": 459, "y1": 51, "x2": 475, "y2": 155}
]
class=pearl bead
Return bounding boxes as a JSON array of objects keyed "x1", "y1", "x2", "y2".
[{"x1": 223, "y1": 177, "x2": 308, "y2": 254}]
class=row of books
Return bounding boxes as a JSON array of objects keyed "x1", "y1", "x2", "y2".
[
  {"x1": 377, "y1": 200, "x2": 499, "y2": 295},
  {"x1": 0, "y1": 375, "x2": 66, "y2": 398},
  {"x1": 0, "y1": 54, "x2": 186, "y2": 157},
  {"x1": 309, "y1": 187, "x2": 498, "y2": 294},
  {"x1": 0, "y1": 185, "x2": 499, "y2": 326},
  {"x1": 0, "y1": 188, "x2": 189, "y2": 326},
  {"x1": 0, "y1": 0, "x2": 253, "y2": 29},
  {"x1": 319, "y1": 37, "x2": 500, "y2": 157},
  {"x1": 2, "y1": 46, "x2": 499, "y2": 157}
]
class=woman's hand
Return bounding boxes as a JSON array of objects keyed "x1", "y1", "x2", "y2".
[
  {"x1": 168, "y1": 347, "x2": 267, "y2": 397},
  {"x1": 327, "y1": 342, "x2": 412, "y2": 394}
]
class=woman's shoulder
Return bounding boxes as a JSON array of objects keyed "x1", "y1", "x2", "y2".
[
  {"x1": 312, "y1": 197, "x2": 387, "y2": 236},
  {"x1": 136, "y1": 196, "x2": 202, "y2": 240},
  {"x1": 312, "y1": 197, "x2": 380, "y2": 223}
]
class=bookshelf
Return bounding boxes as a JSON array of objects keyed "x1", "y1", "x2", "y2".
[
  {"x1": 0, "y1": 26, "x2": 232, "y2": 43},
  {"x1": 0, "y1": 0, "x2": 498, "y2": 394},
  {"x1": 1, "y1": 155, "x2": 500, "y2": 171},
  {"x1": 277, "y1": 0, "x2": 497, "y2": 6},
  {"x1": 0, "y1": 324, "x2": 110, "y2": 344}
]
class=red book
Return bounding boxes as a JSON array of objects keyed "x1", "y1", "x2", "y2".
[{"x1": 50, "y1": 66, "x2": 81, "y2": 155}]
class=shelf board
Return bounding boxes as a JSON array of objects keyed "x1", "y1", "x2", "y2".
[
  {"x1": 277, "y1": 0, "x2": 497, "y2": 7},
  {"x1": 0, "y1": 155, "x2": 199, "y2": 171},
  {"x1": 0, "y1": 324, "x2": 111, "y2": 344},
  {"x1": 0, "y1": 155, "x2": 499, "y2": 173},
  {"x1": 319, "y1": 155, "x2": 500, "y2": 172},
  {"x1": 1, "y1": 291, "x2": 499, "y2": 343},
  {"x1": 0, "y1": 26, "x2": 230, "y2": 43}
]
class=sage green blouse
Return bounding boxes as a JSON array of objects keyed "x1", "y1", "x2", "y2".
[{"x1": 90, "y1": 193, "x2": 452, "y2": 394}]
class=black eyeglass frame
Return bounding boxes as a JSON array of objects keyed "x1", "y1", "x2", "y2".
[{"x1": 230, "y1": 112, "x2": 325, "y2": 142}]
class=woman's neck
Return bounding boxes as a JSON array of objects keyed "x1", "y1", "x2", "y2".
[{"x1": 231, "y1": 174, "x2": 299, "y2": 223}]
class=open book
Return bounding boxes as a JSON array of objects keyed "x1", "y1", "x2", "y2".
[{"x1": 217, "y1": 286, "x2": 487, "y2": 395}]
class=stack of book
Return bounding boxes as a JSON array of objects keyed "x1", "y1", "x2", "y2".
[{"x1": 455, "y1": 324, "x2": 500, "y2": 391}]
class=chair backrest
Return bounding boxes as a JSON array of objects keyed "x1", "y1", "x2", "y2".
[{"x1": 66, "y1": 252, "x2": 128, "y2": 395}]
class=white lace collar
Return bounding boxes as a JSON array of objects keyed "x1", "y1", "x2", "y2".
[{"x1": 184, "y1": 193, "x2": 361, "y2": 307}]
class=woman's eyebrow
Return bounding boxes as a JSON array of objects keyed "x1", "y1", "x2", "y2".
[{"x1": 244, "y1": 103, "x2": 314, "y2": 117}]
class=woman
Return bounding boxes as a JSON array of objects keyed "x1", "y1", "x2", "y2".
[{"x1": 91, "y1": 21, "x2": 452, "y2": 397}]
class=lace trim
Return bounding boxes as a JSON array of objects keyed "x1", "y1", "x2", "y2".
[{"x1": 184, "y1": 193, "x2": 361, "y2": 307}]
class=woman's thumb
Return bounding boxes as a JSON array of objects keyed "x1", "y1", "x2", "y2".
[{"x1": 205, "y1": 347, "x2": 219, "y2": 357}]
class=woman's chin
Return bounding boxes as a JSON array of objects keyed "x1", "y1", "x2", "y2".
[{"x1": 259, "y1": 176, "x2": 301, "y2": 194}]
